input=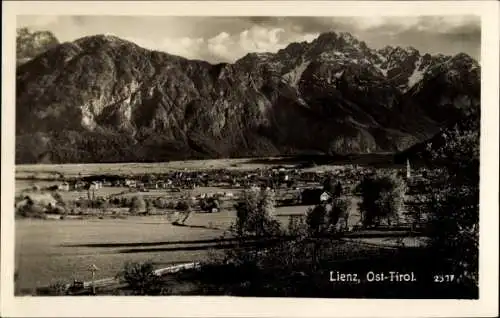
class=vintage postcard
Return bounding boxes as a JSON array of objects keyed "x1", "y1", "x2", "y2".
[{"x1": 1, "y1": 1, "x2": 498, "y2": 317}]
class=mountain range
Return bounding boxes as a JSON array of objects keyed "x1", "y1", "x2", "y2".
[{"x1": 15, "y1": 30, "x2": 480, "y2": 164}]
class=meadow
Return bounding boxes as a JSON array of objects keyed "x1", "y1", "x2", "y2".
[
  {"x1": 15, "y1": 158, "x2": 292, "y2": 179},
  {"x1": 15, "y1": 205, "x2": 317, "y2": 292},
  {"x1": 15, "y1": 215, "x2": 227, "y2": 291}
]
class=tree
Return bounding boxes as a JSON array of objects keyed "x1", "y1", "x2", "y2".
[
  {"x1": 174, "y1": 195, "x2": 194, "y2": 224},
  {"x1": 357, "y1": 172, "x2": 406, "y2": 227},
  {"x1": 334, "y1": 181, "x2": 343, "y2": 197},
  {"x1": 129, "y1": 195, "x2": 146, "y2": 214},
  {"x1": 419, "y1": 107, "x2": 479, "y2": 288},
  {"x1": 327, "y1": 197, "x2": 350, "y2": 231},
  {"x1": 305, "y1": 195, "x2": 350, "y2": 236},
  {"x1": 322, "y1": 175, "x2": 335, "y2": 195},
  {"x1": 305, "y1": 204, "x2": 328, "y2": 237},
  {"x1": 116, "y1": 261, "x2": 163, "y2": 295},
  {"x1": 145, "y1": 199, "x2": 153, "y2": 215},
  {"x1": 233, "y1": 188, "x2": 280, "y2": 237}
]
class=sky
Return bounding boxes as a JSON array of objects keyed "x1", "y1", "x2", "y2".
[{"x1": 17, "y1": 15, "x2": 481, "y2": 63}]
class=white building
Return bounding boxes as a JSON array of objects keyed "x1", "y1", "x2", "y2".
[
  {"x1": 58, "y1": 182, "x2": 70, "y2": 191},
  {"x1": 320, "y1": 191, "x2": 332, "y2": 202}
]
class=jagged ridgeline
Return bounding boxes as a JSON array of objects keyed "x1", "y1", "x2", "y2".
[{"x1": 15, "y1": 31, "x2": 480, "y2": 164}]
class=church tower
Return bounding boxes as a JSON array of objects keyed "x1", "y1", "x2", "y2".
[{"x1": 406, "y1": 159, "x2": 411, "y2": 179}]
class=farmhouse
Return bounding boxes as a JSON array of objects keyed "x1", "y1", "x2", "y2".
[
  {"x1": 90, "y1": 181, "x2": 102, "y2": 190},
  {"x1": 146, "y1": 182, "x2": 159, "y2": 190},
  {"x1": 158, "y1": 182, "x2": 168, "y2": 189},
  {"x1": 74, "y1": 181, "x2": 86, "y2": 190},
  {"x1": 124, "y1": 179, "x2": 137, "y2": 187},
  {"x1": 58, "y1": 182, "x2": 70, "y2": 191},
  {"x1": 320, "y1": 191, "x2": 332, "y2": 202}
]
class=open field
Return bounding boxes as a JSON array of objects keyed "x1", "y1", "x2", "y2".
[
  {"x1": 16, "y1": 180, "x2": 60, "y2": 193},
  {"x1": 15, "y1": 154, "x2": 397, "y2": 179},
  {"x1": 15, "y1": 158, "x2": 297, "y2": 178},
  {"x1": 15, "y1": 206, "x2": 320, "y2": 291},
  {"x1": 15, "y1": 215, "x2": 228, "y2": 291}
]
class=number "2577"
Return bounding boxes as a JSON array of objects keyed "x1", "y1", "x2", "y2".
[{"x1": 433, "y1": 274, "x2": 455, "y2": 283}]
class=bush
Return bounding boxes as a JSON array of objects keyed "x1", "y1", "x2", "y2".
[
  {"x1": 47, "y1": 280, "x2": 68, "y2": 296},
  {"x1": 357, "y1": 172, "x2": 406, "y2": 227},
  {"x1": 166, "y1": 201, "x2": 176, "y2": 209},
  {"x1": 52, "y1": 192, "x2": 66, "y2": 207},
  {"x1": 287, "y1": 215, "x2": 307, "y2": 237},
  {"x1": 48, "y1": 205, "x2": 67, "y2": 215},
  {"x1": 94, "y1": 198, "x2": 109, "y2": 209},
  {"x1": 175, "y1": 200, "x2": 190, "y2": 211},
  {"x1": 116, "y1": 261, "x2": 163, "y2": 295},
  {"x1": 129, "y1": 196, "x2": 146, "y2": 214},
  {"x1": 200, "y1": 197, "x2": 220, "y2": 212},
  {"x1": 145, "y1": 199, "x2": 154, "y2": 214},
  {"x1": 16, "y1": 202, "x2": 46, "y2": 218},
  {"x1": 154, "y1": 197, "x2": 169, "y2": 209}
]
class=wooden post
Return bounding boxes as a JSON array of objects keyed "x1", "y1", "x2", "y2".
[{"x1": 89, "y1": 264, "x2": 99, "y2": 295}]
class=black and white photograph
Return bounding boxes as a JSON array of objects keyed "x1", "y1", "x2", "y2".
[{"x1": 1, "y1": 1, "x2": 498, "y2": 317}]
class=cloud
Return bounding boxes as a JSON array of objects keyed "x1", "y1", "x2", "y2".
[
  {"x1": 119, "y1": 35, "x2": 206, "y2": 60},
  {"x1": 124, "y1": 25, "x2": 320, "y2": 63},
  {"x1": 17, "y1": 15, "x2": 60, "y2": 28},
  {"x1": 17, "y1": 15, "x2": 481, "y2": 62},
  {"x1": 201, "y1": 25, "x2": 318, "y2": 62}
]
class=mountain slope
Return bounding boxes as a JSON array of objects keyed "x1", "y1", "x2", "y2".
[
  {"x1": 16, "y1": 28, "x2": 60, "y2": 66},
  {"x1": 15, "y1": 32, "x2": 480, "y2": 164}
]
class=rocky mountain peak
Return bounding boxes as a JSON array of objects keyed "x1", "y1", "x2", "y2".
[
  {"x1": 405, "y1": 46, "x2": 420, "y2": 56},
  {"x1": 16, "y1": 27, "x2": 60, "y2": 65},
  {"x1": 338, "y1": 31, "x2": 359, "y2": 45},
  {"x1": 15, "y1": 31, "x2": 480, "y2": 164},
  {"x1": 74, "y1": 34, "x2": 139, "y2": 51},
  {"x1": 449, "y1": 52, "x2": 479, "y2": 67},
  {"x1": 378, "y1": 46, "x2": 395, "y2": 56}
]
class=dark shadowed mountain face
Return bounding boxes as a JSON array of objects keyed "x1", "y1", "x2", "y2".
[{"x1": 15, "y1": 32, "x2": 480, "y2": 164}]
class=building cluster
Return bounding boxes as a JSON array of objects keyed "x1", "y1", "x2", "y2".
[{"x1": 54, "y1": 167, "x2": 301, "y2": 192}]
